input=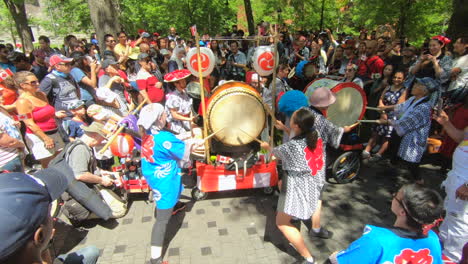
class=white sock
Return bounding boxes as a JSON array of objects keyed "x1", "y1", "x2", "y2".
[
  {"x1": 306, "y1": 256, "x2": 314, "y2": 263},
  {"x1": 312, "y1": 227, "x2": 321, "y2": 233},
  {"x1": 151, "y1": 246, "x2": 162, "y2": 259}
]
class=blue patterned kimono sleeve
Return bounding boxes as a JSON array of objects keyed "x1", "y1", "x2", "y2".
[
  {"x1": 165, "y1": 133, "x2": 186, "y2": 161},
  {"x1": 438, "y1": 55, "x2": 453, "y2": 85},
  {"x1": 391, "y1": 103, "x2": 431, "y2": 137},
  {"x1": 330, "y1": 228, "x2": 382, "y2": 264}
]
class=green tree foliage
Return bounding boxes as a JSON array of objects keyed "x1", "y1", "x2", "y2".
[
  {"x1": 346, "y1": 0, "x2": 452, "y2": 45},
  {"x1": 36, "y1": 0, "x2": 93, "y2": 36},
  {"x1": 119, "y1": 0, "x2": 237, "y2": 38},
  {"x1": 0, "y1": 1, "x2": 18, "y2": 42}
]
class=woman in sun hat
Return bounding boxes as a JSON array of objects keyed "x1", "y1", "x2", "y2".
[{"x1": 163, "y1": 69, "x2": 194, "y2": 134}]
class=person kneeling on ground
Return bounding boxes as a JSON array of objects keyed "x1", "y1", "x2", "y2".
[
  {"x1": 328, "y1": 184, "x2": 444, "y2": 264},
  {"x1": 0, "y1": 166, "x2": 100, "y2": 264},
  {"x1": 58, "y1": 122, "x2": 126, "y2": 223}
]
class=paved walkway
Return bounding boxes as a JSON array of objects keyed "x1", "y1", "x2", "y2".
[{"x1": 51, "y1": 162, "x2": 444, "y2": 264}]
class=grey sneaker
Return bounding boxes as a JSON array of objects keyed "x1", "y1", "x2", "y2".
[
  {"x1": 369, "y1": 154, "x2": 383, "y2": 162},
  {"x1": 292, "y1": 257, "x2": 315, "y2": 264},
  {"x1": 361, "y1": 150, "x2": 371, "y2": 159},
  {"x1": 150, "y1": 257, "x2": 168, "y2": 264},
  {"x1": 310, "y1": 227, "x2": 333, "y2": 239}
]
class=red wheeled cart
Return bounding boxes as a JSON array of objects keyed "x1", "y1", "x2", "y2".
[{"x1": 191, "y1": 159, "x2": 278, "y2": 201}]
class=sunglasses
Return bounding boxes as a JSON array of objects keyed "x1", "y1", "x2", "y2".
[{"x1": 107, "y1": 40, "x2": 116, "y2": 43}]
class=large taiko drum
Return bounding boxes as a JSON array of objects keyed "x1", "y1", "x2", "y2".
[
  {"x1": 304, "y1": 78, "x2": 367, "y2": 127},
  {"x1": 207, "y1": 81, "x2": 265, "y2": 146}
]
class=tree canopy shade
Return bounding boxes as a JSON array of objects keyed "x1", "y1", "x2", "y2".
[
  {"x1": 119, "y1": 0, "x2": 237, "y2": 37},
  {"x1": 0, "y1": 0, "x2": 460, "y2": 49},
  {"x1": 3, "y1": 0, "x2": 33, "y2": 52}
]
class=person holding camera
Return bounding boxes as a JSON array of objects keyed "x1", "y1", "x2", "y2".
[{"x1": 409, "y1": 35, "x2": 453, "y2": 102}]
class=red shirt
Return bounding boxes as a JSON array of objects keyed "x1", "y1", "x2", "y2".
[
  {"x1": 440, "y1": 104, "x2": 468, "y2": 158},
  {"x1": 357, "y1": 55, "x2": 385, "y2": 79},
  {"x1": 136, "y1": 70, "x2": 164, "y2": 103}
]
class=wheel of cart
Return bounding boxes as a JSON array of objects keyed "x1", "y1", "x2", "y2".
[
  {"x1": 331, "y1": 151, "x2": 361, "y2": 183},
  {"x1": 191, "y1": 187, "x2": 208, "y2": 201}
]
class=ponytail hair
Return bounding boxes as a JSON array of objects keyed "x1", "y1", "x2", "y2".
[{"x1": 292, "y1": 108, "x2": 319, "y2": 150}]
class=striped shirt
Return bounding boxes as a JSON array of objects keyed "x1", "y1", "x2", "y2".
[{"x1": 0, "y1": 112, "x2": 21, "y2": 167}]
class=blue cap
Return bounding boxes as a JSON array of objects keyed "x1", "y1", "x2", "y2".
[
  {"x1": 0, "y1": 164, "x2": 71, "y2": 260},
  {"x1": 415, "y1": 77, "x2": 439, "y2": 93},
  {"x1": 278, "y1": 90, "x2": 309, "y2": 117}
]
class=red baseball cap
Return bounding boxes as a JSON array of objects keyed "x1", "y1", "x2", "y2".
[{"x1": 49, "y1": 54, "x2": 73, "y2": 67}]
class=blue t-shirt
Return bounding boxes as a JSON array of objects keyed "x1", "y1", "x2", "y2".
[
  {"x1": 70, "y1": 67, "x2": 94, "y2": 102},
  {"x1": 68, "y1": 120, "x2": 86, "y2": 139},
  {"x1": 0, "y1": 62, "x2": 16, "y2": 73},
  {"x1": 141, "y1": 131, "x2": 185, "y2": 209},
  {"x1": 335, "y1": 225, "x2": 443, "y2": 264}
]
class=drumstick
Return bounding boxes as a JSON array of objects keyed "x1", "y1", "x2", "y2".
[
  {"x1": 201, "y1": 127, "x2": 225, "y2": 142},
  {"x1": 348, "y1": 122, "x2": 360, "y2": 129},
  {"x1": 358, "y1": 120, "x2": 379, "y2": 123},
  {"x1": 99, "y1": 98, "x2": 148, "y2": 154},
  {"x1": 365, "y1": 106, "x2": 384, "y2": 112},
  {"x1": 237, "y1": 128, "x2": 263, "y2": 144}
]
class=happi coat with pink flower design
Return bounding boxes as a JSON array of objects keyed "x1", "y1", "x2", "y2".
[
  {"x1": 273, "y1": 135, "x2": 326, "y2": 219},
  {"x1": 141, "y1": 131, "x2": 190, "y2": 210}
]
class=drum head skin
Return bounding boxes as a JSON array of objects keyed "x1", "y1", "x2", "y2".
[
  {"x1": 304, "y1": 78, "x2": 367, "y2": 127},
  {"x1": 328, "y1": 84, "x2": 367, "y2": 127},
  {"x1": 207, "y1": 81, "x2": 266, "y2": 146}
]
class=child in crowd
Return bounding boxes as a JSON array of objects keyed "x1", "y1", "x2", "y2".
[
  {"x1": 261, "y1": 108, "x2": 325, "y2": 264},
  {"x1": 67, "y1": 100, "x2": 88, "y2": 141}
]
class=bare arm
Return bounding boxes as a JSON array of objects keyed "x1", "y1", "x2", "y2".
[
  {"x1": 76, "y1": 172, "x2": 113, "y2": 186},
  {"x1": 0, "y1": 131, "x2": 25, "y2": 148},
  {"x1": 433, "y1": 110, "x2": 465, "y2": 143},
  {"x1": 16, "y1": 98, "x2": 55, "y2": 149},
  {"x1": 169, "y1": 108, "x2": 193, "y2": 122},
  {"x1": 79, "y1": 62, "x2": 98, "y2": 88}
]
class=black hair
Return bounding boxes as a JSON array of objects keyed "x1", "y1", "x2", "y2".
[
  {"x1": 400, "y1": 184, "x2": 443, "y2": 233},
  {"x1": 292, "y1": 108, "x2": 319, "y2": 150},
  {"x1": 276, "y1": 63, "x2": 289, "y2": 74},
  {"x1": 70, "y1": 51, "x2": 90, "y2": 74},
  {"x1": 390, "y1": 70, "x2": 406, "y2": 86},
  {"x1": 210, "y1": 40, "x2": 223, "y2": 58},
  {"x1": 104, "y1": 34, "x2": 114, "y2": 42},
  {"x1": 118, "y1": 31, "x2": 127, "y2": 37},
  {"x1": 228, "y1": 40, "x2": 239, "y2": 47},
  {"x1": 38, "y1": 35, "x2": 50, "y2": 43},
  {"x1": 458, "y1": 36, "x2": 468, "y2": 56},
  {"x1": 64, "y1": 34, "x2": 76, "y2": 44}
]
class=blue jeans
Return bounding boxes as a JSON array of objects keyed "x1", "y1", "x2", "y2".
[
  {"x1": 57, "y1": 246, "x2": 100, "y2": 264},
  {"x1": 0, "y1": 156, "x2": 24, "y2": 173}
]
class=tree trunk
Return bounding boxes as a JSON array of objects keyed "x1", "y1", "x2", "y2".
[
  {"x1": 3, "y1": 0, "x2": 33, "y2": 54},
  {"x1": 86, "y1": 0, "x2": 121, "y2": 53},
  {"x1": 243, "y1": 0, "x2": 255, "y2": 36},
  {"x1": 446, "y1": 0, "x2": 468, "y2": 41},
  {"x1": 396, "y1": 0, "x2": 413, "y2": 38}
]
